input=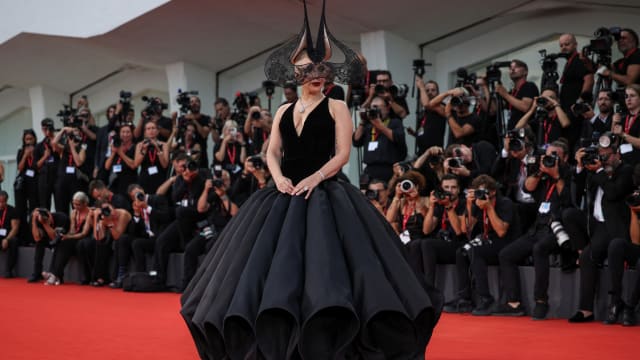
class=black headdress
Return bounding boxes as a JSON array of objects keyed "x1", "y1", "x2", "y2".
[{"x1": 264, "y1": 0, "x2": 365, "y2": 86}]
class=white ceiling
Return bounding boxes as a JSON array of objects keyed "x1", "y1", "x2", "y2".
[{"x1": 1, "y1": 0, "x2": 640, "y2": 94}]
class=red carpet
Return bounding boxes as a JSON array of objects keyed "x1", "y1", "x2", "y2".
[{"x1": 1, "y1": 278, "x2": 638, "y2": 359}]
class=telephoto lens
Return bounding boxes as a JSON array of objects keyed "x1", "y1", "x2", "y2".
[{"x1": 550, "y1": 221, "x2": 570, "y2": 247}]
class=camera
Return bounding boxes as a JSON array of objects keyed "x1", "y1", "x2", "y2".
[
  {"x1": 448, "y1": 157, "x2": 463, "y2": 168},
  {"x1": 262, "y1": 80, "x2": 276, "y2": 97},
  {"x1": 427, "y1": 154, "x2": 444, "y2": 166},
  {"x1": 486, "y1": 61, "x2": 511, "y2": 84},
  {"x1": 196, "y1": 220, "x2": 218, "y2": 242},
  {"x1": 450, "y1": 96, "x2": 465, "y2": 107},
  {"x1": 397, "y1": 161, "x2": 412, "y2": 173},
  {"x1": 364, "y1": 107, "x2": 381, "y2": 121},
  {"x1": 462, "y1": 236, "x2": 485, "y2": 255},
  {"x1": 176, "y1": 89, "x2": 199, "y2": 114},
  {"x1": 365, "y1": 189, "x2": 379, "y2": 202},
  {"x1": 413, "y1": 59, "x2": 426, "y2": 77},
  {"x1": 135, "y1": 192, "x2": 145, "y2": 202},
  {"x1": 37, "y1": 208, "x2": 49, "y2": 220},
  {"x1": 111, "y1": 133, "x2": 122, "y2": 147},
  {"x1": 399, "y1": 179, "x2": 415, "y2": 193},
  {"x1": 251, "y1": 111, "x2": 262, "y2": 120},
  {"x1": 474, "y1": 188, "x2": 489, "y2": 200},
  {"x1": 582, "y1": 27, "x2": 621, "y2": 66},
  {"x1": 526, "y1": 154, "x2": 541, "y2": 176},
  {"x1": 249, "y1": 156, "x2": 264, "y2": 170},
  {"x1": 507, "y1": 128, "x2": 526, "y2": 152},
  {"x1": 141, "y1": 96, "x2": 168, "y2": 116},
  {"x1": 572, "y1": 91, "x2": 594, "y2": 117},
  {"x1": 542, "y1": 152, "x2": 558, "y2": 168},
  {"x1": 581, "y1": 146, "x2": 601, "y2": 166},
  {"x1": 375, "y1": 84, "x2": 408, "y2": 99},
  {"x1": 437, "y1": 228, "x2": 452, "y2": 243},
  {"x1": 434, "y1": 188, "x2": 451, "y2": 202},
  {"x1": 538, "y1": 50, "x2": 569, "y2": 90},
  {"x1": 212, "y1": 178, "x2": 224, "y2": 188},
  {"x1": 536, "y1": 97, "x2": 548, "y2": 107},
  {"x1": 455, "y1": 68, "x2": 478, "y2": 89},
  {"x1": 625, "y1": 191, "x2": 640, "y2": 207},
  {"x1": 550, "y1": 221, "x2": 570, "y2": 247},
  {"x1": 100, "y1": 206, "x2": 112, "y2": 218},
  {"x1": 187, "y1": 160, "x2": 199, "y2": 172}
]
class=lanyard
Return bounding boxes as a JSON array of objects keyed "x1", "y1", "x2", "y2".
[
  {"x1": 508, "y1": 81, "x2": 526, "y2": 111},
  {"x1": 560, "y1": 52, "x2": 578, "y2": 84},
  {"x1": 68, "y1": 152, "x2": 74, "y2": 166},
  {"x1": 543, "y1": 114, "x2": 557, "y2": 144},
  {"x1": 75, "y1": 210, "x2": 87, "y2": 233},
  {"x1": 545, "y1": 182, "x2": 557, "y2": 202},
  {"x1": 0, "y1": 208, "x2": 7, "y2": 228},
  {"x1": 625, "y1": 113, "x2": 638, "y2": 134},
  {"x1": 402, "y1": 201, "x2": 416, "y2": 231},
  {"x1": 227, "y1": 145, "x2": 237, "y2": 164},
  {"x1": 420, "y1": 114, "x2": 427, "y2": 129},
  {"x1": 148, "y1": 147, "x2": 157, "y2": 165},
  {"x1": 482, "y1": 209, "x2": 489, "y2": 240},
  {"x1": 26, "y1": 154, "x2": 33, "y2": 168}
]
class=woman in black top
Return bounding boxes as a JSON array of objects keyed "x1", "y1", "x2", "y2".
[
  {"x1": 135, "y1": 121, "x2": 169, "y2": 194},
  {"x1": 385, "y1": 170, "x2": 428, "y2": 243},
  {"x1": 15, "y1": 129, "x2": 39, "y2": 221},
  {"x1": 105, "y1": 123, "x2": 137, "y2": 196},
  {"x1": 52, "y1": 127, "x2": 86, "y2": 215}
]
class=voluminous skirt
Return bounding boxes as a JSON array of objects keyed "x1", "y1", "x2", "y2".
[{"x1": 180, "y1": 180, "x2": 443, "y2": 359}]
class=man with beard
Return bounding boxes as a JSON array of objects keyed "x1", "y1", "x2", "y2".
[
  {"x1": 496, "y1": 60, "x2": 540, "y2": 130},
  {"x1": 176, "y1": 96, "x2": 211, "y2": 167},
  {"x1": 413, "y1": 78, "x2": 447, "y2": 155}
]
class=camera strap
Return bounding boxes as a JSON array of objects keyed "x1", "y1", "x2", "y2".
[
  {"x1": 402, "y1": 201, "x2": 416, "y2": 231},
  {"x1": 543, "y1": 114, "x2": 557, "y2": 144},
  {"x1": 148, "y1": 147, "x2": 157, "y2": 165},
  {"x1": 482, "y1": 209, "x2": 489, "y2": 240},
  {"x1": 75, "y1": 210, "x2": 87, "y2": 233},
  {"x1": 624, "y1": 113, "x2": 638, "y2": 134},
  {"x1": 545, "y1": 182, "x2": 557, "y2": 202},
  {"x1": 226, "y1": 145, "x2": 237, "y2": 164},
  {"x1": 323, "y1": 84, "x2": 336, "y2": 96},
  {"x1": 0, "y1": 208, "x2": 7, "y2": 229},
  {"x1": 26, "y1": 154, "x2": 34, "y2": 168}
]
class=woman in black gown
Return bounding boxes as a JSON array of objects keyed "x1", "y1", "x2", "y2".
[{"x1": 180, "y1": 2, "x2": 442, "y2": 359}]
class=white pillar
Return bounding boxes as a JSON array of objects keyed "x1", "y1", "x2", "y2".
[{"x1": 29, "y1": 85, "x2": 68, "y2": 139}]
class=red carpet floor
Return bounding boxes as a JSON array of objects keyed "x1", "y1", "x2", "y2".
[{"x1": 1, "y1": 278, "x2": 638, "y2": 359}]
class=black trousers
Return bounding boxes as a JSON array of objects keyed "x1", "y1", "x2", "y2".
[
  {"x1": 153, "y1": 208, "x2": 201, "y2": 282},
  {"x1": 51, "y1": 238, "x2": 80, "y2": 279},
  {"x1": 456, "y1": 237, "x2": 508, "y2": 299},
  {"x1": 562, "y1": 208, "x2": 600, "y2": 253},
  {"x1": 113, "y1": 234, "x2": 132, "y2": 272},
  {"x1": 14, "y1": 180, "x2": 39, "y2": 222},
  {"x1": 76, "y1": 236, "x2": 95, "y2": 282},
  {"x1": 131, "y1": 236, "x2": 156, "y2": 272},
  {"x1": 499, "y1": 227, "x2": 558, "y2": 303},
  {"x1": 574, "y1": 221, "x2": 610, "y2": 311},
  {"x1": 2, "y1": 237, "x2": 20, "y2": 275},
  {"x1": 33, "y1": 239, "x2": 55, "y2": 277},
  {"x1": 93, "y1": 238, "x2": 113, "y2": 282},
  {"x1": 407, "y1": 237, "x2": 459, "y2": 286},
  {"x1": 607, "y1": 238, "x2": 640, "y2": 307},
  {"x1": 37, "y1": 167, "x2": 57, "y2": 211},
  {"x1": 182, "y1": 235, "x2": 216, "y2": 289},
  {"x1": 54, "y1": 174, "x2": 83, "y2": 216}
]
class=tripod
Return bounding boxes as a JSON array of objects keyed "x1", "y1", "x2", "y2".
[{"x1": 489, "y1": 80, "x2": 506, "y2": 151}]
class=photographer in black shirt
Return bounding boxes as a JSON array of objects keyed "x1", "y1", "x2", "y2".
[
  {"x1": 515, "y1": 89, "x2": 571, "y2": 146},
  {"x1": 576, "y1": 89, "x2": 614, "y2": 143},
  {"x1": 362, "y1": 71, "x2": 409, "y2": 119},
  {"x1": 495, "y1": 60, "x2": 540, "y2": 130},
  {"x1": 413, "y1": 78, "x2": 447, "y2": 155},
  {"x1": 231, "y1": 154, "x2": 272, "y2": 206},
  {"x1": 28, "y1": 208, "x2": 69, "y2": 283},
  {"x1": 600, "y1": 28, "x2": 640, "y2": 87},
  {"x1": 442, "y1": 141, "x2": 497, "y2": 190},
  {"x1": 175, "y1": 95, "x2": 211, "y2": 166},
  {"x1": 35, "y1": 118, "x2": 59, "y2": 210},
  {"x1": 0, "y1": 191, "x2": 20, "y2": 278},
  {"x1": 428, "y1": 87, "x2": 480, "y2": 147}
]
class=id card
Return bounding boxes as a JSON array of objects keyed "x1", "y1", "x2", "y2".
[
  {"x1": 538, "y1": 202, "x2": 551, "y2": 214},
  {"x1": 232, "y1": 165, "x2": 242, "y2": 174},
  {"x1": 147, "y1": 166, "x2": 159, "y2": 175},
  {"x1": 66, "y1": 166, "x2": 76, "y2": 174},
  {"x1": 113, "y1": 164, "x2": 122, "y2": 173},
  {"x1": 181, "y1": 199, "x2": 189, "y2": 207},
  {"x1": 0, "y1": 228, "x2": 7, "y2": 237},
  {"x1": 620, "y1": 143, "x2": 633, "y2": 154},
  {"x1": 368, "y1": 141, "x2": 379, "y2": 152},
  {"x1": 417, "y1": 128, "x2": 424, "y2": 137},
  {"x1": 47, "y1": 156, "x2": 54, "y2": 163},
  {"x1": 25, "y1": 169, "x2": 35, "y2": 177},
  {"x1": 399, "y1": 230, "x2": 411, "y2": 244}
]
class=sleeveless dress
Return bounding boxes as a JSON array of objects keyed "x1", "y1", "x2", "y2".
[{"x1": 181, "y1": 97, "x2": 442, "y2": 360}]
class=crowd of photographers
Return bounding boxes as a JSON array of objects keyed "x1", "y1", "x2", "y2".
[{"x1": 1, "y1": 26, "x2": 640, "y2": 325}]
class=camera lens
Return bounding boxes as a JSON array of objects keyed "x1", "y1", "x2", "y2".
[
  {"x1": 135, "y1": 192, "x2": 145, "y2": 201},
  {"x1": 251, "y1": 111, "x2": 261, "y2": 120},
  {"x1": 187, "y1": 160, "x2": 198, "y2": 172},
  {"x1": 400, "y1": 179, "x2": 415, "y2": 193},
  {"x1": 101, "y1": 207, "x2": 112, "y2": 218}
]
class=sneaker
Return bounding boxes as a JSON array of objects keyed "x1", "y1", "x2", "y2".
[
  {"x1": 603, "y1": 300, "x2": 624, "y2": 325},
  {"x1": 471, "y1": 296, "x2": 495, "y2": 316},
  {"x1": 622, "y1": 305, "x2": 637, "y2": 327},
  {"x1": 45, "y1": 274, "x2": 60, "y2": 286},
  {"x1": 532, "y1": 302, "x2": 549, "y2": 320},
  {"x1": 443, "y1": 297, "x2": 474, "y2": 313},
  {"x1": 492, "y1": 303, "x2": 526, "y2": 316}
]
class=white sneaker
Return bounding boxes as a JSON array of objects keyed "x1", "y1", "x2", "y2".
[{"x1": 45, "y1": 274, "x2": 59, "y2": 286}]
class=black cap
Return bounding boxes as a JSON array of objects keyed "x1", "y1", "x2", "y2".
[{"x1": 41, "y1": 118, "x2": 54, "y2": 127}]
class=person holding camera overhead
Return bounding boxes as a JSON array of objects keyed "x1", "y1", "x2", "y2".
[
  {"x1": 494, "y1": 140, "x2": 572, "y2": 320},
  {"x1": 50, "y1": 126, "x2": 87, "y2": 215},
  {"x1": 134, "y1": 97, "x2": 172, "y2": 141},
  {"x1": 495, "y1": 60, "x2": 540, "y2": 130},
  {"x1": 451, "y1": 175, "x2": 516, "y2": 316},
  {"x1": 214, "y1": 119, "x2": 247, "y2": 183},
  {"x1": 565, "y1": 133, "x2": 634, "y2": 322},
  {"x1": 612, "y1": 84, "x2": 640, "y2": 166},
  {"x1": 105, "y1": 123, "x2": 137, "y2": 196},
  {"x1": 35, "y1": 118, "x2": 60, "y2": 211},
  {"x1": 428, "y1": 87, "x2": 480, "y2": 147},
  {"x1": 385, "y1": 170, "x2": 428, "y2": 244},
  {"x1": 42, "y1": 192, "x2": 93, "y2": 286},
  {"x1": 134, "y1": 121, "x2": 170, "y2": 194},
  {"x1": 175, "y1": 95, "x2": 211, "y2": 166},
  {"x1": 28, "y1": 207, "x2": 69, "y2": 283},
  {"x1": 352, "y1": 95, "x2": 407, "y2": 182},
  {"x1": 599, "y1": 28, "x2": 640, "y2": 87},
  {"x1": 514, "y1": 88, "x2": 571, "y2": 146}
]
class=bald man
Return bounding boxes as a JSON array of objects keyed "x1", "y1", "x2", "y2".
[{"x1": 558, "y1": 33, "x2": 594, "y2": 151}]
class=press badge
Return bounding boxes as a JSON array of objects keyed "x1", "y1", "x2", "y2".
[
  {"x1": 181, "y1": 199, "x2": 189, "y2": 207},
  {"x1": 0, "y1": 229, "x2": 7, "y2": 237},
  {"x1": 399, "y1": 230, "x2": 411, "y2": 244},
  {"x1": 233, "y1": 165, "x2": 242, "y2": 174},
  {"x1": 25, "y1": 169, "x2": 35, "y2": 177},
  {"x1": 417, "y1": 128, "x2": 424, "y2": 136},
  {"x1": 113, "y1": 164, "x2": 122, "y2": 173},
  {"x1": 147, "y1": 166, "x2": 159, "y2": 175},
  {"x1": 538, "y1": 202, "x2": 551, "y2": 214},
  {"x1": 368, "y1": 141, "x2": 379, "y2": 152},
  {"x1": 66, "y1": 166, "x2": 76, "y2": 174},
  {"x1": 620, "y1": 143, "x2": 633, "y2": 154}
]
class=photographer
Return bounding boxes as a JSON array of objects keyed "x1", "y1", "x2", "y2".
[
  {"x1": 413, "y1": 146, "x2": 446, "y2": 195},
  {"x1": 385, "y1": 170, "x2": 428, "y2": 244},
  {"x1": 104, "y1": 123, "x2": 137, "y2": 196},
  {"x1": 152, "y1": 155, "x2": 208, "y2": 287},
  {"x1": 408, "y1": 175, "x2": 465, "y2": 290},
  {"x1": 126, "y1": 184, "x2": 170, "y2": 279},
  {"x1": 14, "y1": 129, "x2": 39, "y2": 228},
  {"x1": 604, "y1": 169, "x2": 640, "y2": 326},
  {"x1": 230, "y1": 155, "x2": 272, "y2": 206},
  {"x1": 612, "y1": 84, "x2": 640, "y2": 165},
  {"x1": 211, "y1": 97, "x2": 232, "y2": 143},
  {"x1": 283, "y1": 81, "x2": 299, "y2": 104},
  {"x1": 455, "y1": 175, "x2": 515, "y2": 315},
  {"x1": 51, "y1": 126, "x2": 87, "y2": 215},
  {"x1": 35, "y1": 118, "x2": 59, "y2": 210},
  {"x1": 43, "y1": 192, "x2": 93, "y2": 286},
  {"x1": 175, "y1": 95, "x2": 211, "y2": 167},
  {"x1": 362, "y1": 71, "x2": 409, "y2": 119},
  {"x1": 182, "y1": 174, "x2": 238, "y2": 291},
  {"x1": 364, "y1": 178, "x2": 390, "y2": 215},
  {"x1": 214, "y1": 120, "x2": 247, "y2": 182},
  {"x1": 566, "y1": 133, "x2": 634, "y2": 322},
  {"x1": 577, "y1": 89, "x2": 613, "y2": 142},
  {"x1": 491, "y1": 128, "x2": 538, "y2": 232},
  {"x1": 169, "y1": 122, "x2": 203, "y2": 167},
  {"x1": 414, "y1": 78, "x2": 447, "y2": 155},
  {"x1": 600, "y1": 28, "x2": 640, "y2": 87},
  {"x1": 93, "y1": 104, "x2": 121, "y2": 183},
  {"x1": 0, "y1": 191, "x2": 20, "y2": 278},
  {"x1": 429, "y1": 87, "x2": 480, "y2": 146},
  {"x1": 88, "y1": 179, "x2": 132, "y2": 212},
  {"x1": 558, "y1": 34, "x2": 595, "y2": 110},
  {"x1": 243, "y1": 106, "x2": 273, "y2": 156},
  {"x1": 134, "y1": 121, "x2": 170, "y2": 194},
  {"x1": 92, "y1": 202, "x2": 131, "y2": 287},
  {"x1": 494, "y1": 140, "x2": 573, "y2": 320},
  {"x1": 442, "y1": 142, "x2": 497, "y2": 190},
  {"x1": 28, "y1": 208, "x2": 69, "y2": 283},
  {"x1": 495, "y1": 60, "x2": 540, "y2": 130},
  {"x1": 352, "y1": 95, "x2": 407, "y2": 182},
  {"x1": 515, "y1": 89, "x2": 571, "y2": 145},
  {"x1": 133, "y1": 97, "x2": 172, "y2": 141}
]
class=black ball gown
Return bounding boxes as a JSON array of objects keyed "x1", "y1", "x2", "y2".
[{"x1": 181, "y1": 97, "x2": 442, "y2": 359}]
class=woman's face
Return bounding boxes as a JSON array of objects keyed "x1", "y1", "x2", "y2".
[
  {"x1": 145, "y1": 122, "x2": 158, "y2": 139},
  {"x1": 23, "y1": 133, "x2": 36, "y2": 146},
  {"x1": 120, "y1": 126, "x2": 133, "y2": 143},
  {"x1": 72, "y1": 199, "x2": 87, "y2": 211},
  {"x1": 625, "y1": 89, "x2": 640, "y2": 112},
  {"x1": 293, "y1": 53, "x2": 329, "y2": 90}
]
